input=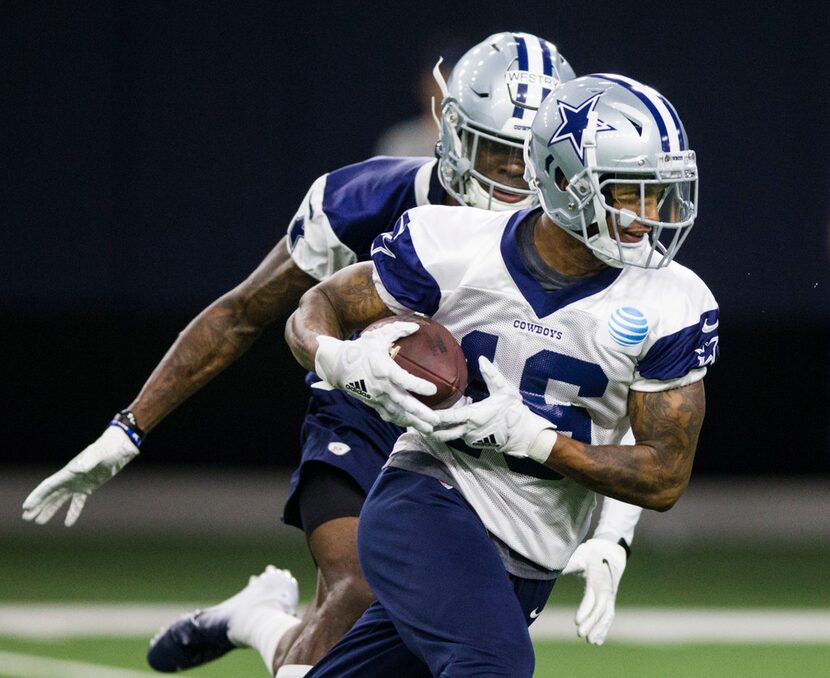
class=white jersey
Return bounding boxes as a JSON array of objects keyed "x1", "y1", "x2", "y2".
[{"x1": 371, "y1": 205, "x2": 719, "y2": 570}]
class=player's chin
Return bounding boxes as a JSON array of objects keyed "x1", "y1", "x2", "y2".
[
  {"x1": 492, "y1": 188, "x2": 527, "y2": 204},
  {"x1": 618, "y1": 230, "x2": 650, "y2": 243}
]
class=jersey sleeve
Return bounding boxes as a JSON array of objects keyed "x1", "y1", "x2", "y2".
[
  {"x1": 286, "y1": 174, "x2": 357, "y2": 282},
  {"x1": 370, "y1": 205, "x2": 489, "y2": 316},
  {"x1": 631, "y1": 271, "x2": 719, "y2": 392},
  {"x1": 286, "y1": 157, "x2": 437, "y2": 281}
]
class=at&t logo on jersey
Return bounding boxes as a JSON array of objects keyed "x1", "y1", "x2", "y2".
[{"x1": 608, "y1": 307, "x2": 649, "y2": 347}]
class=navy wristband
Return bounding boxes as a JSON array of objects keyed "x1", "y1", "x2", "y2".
[{"x1": 109, "y1": 410, "x2": 145, "y2": 447}]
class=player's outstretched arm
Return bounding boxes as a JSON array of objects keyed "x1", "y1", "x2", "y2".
[
  {"x1": 285, "y1": 262, "x2": 440, "y2": 433},
  {"x1": 129, "y1": 237, "x2": 315, "y2": 432},
  {"x1": 22, "y1": 237, "x2": 316, "y2": 527}
]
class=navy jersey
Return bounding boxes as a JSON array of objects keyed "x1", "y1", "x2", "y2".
[{"x1": 287, "y1": 156, "x2": 443, "y2": 278}]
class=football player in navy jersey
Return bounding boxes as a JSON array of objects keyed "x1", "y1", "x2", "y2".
[
  {"x1": 23, "y1": 36, "x2": 641, "y2": 677},
  {"x1": 284, "y1": 74, "x2": 716, "y2": 677}
]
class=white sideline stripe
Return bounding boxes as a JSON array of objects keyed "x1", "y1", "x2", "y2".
[
  {"x1": 0, "y1": 604, "x2": 195, "y2": 638},
  {"x1": 2, "y1": 604, "x2": 830, "y2": 644},
  {"x1": 0, "y1": 650, "x2": 155, "y2": 678},
  {"x1": 529, "y1": 609, "x2": 830, "y2": 644}
]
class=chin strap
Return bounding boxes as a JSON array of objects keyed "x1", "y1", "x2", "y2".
[
  {"x1": 583, "y1": 110, "x2": 610, "y2": 244},
  {"x1": 582, "y1": 110, "x2": 636, "y2": 267}
]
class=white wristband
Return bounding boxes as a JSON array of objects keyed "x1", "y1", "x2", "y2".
[
  {"x1": 592, "y1": 496, "x2": 642, "y2": 546},
  {"x1": 528, "y1": 428, "x2": 557, "y2": 464}
]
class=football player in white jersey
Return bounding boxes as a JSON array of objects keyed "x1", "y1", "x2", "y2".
[
  {"x1": 21, "y1": 34, "x2": 639, "y2": 678},
  {"x1": 283, "y1": 74, "x2": 717, "y2": 677}
]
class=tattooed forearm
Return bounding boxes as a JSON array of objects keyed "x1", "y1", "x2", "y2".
[
  {"x1": 543, "y1": 381, "x2": 706, "y2": 511},
  {"x1": 129, "y1": 237, "x2": 315, "y2": 432},
  {"x1": 285, "y1": 262, "x2": 392, "y2": 371},
  {"x1": 323, "y1": 263, "x2": 393, "y2": 334}
]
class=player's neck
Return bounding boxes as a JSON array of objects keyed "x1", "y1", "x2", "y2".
[
  {"x1": 442, "y1": 192, "x2": 458, "y2": 207},
  {"x1": 533, "y1": 214, "x2": 607, "y2": 278}
]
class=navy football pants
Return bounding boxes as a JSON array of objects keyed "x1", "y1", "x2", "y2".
[{"x1": 307, "y1": 467, "x2": 555, "y2": 678}]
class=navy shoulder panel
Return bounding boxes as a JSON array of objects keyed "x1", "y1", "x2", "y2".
[{"x1": 322, "y1": 156, "x2": 436, "y2": 260}]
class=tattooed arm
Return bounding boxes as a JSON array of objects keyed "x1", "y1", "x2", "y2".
[
  {"x1": 541, "y1": 381, "x2": 706, "y2": 511},
  {"x1": 285, "y1": 261, "x2": 393, "y2": 371},
  {"x1": 21, "y1": 237, "x2": 321, "y2": 527},
  {"x1": 129, "y1": 237, "x2": 316, "y2": 431}
]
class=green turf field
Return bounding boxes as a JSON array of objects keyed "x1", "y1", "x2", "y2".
[
  {"x1": 3, "y1": 534, "x2": 828, "y2": 607},
  {"x1": 1, "y1": 636, "x2": 829, "y2": 678},
  {"x1": 1, "y1": 535, "x2": 828, "y2": 677}
]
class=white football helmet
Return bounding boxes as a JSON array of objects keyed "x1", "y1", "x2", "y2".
[
  {"x1": 524, "y1": 74, "x2": 698, "y2": 267},
  {"x1": 435, "y1": 32, "x2": 576, "y2": 211}
]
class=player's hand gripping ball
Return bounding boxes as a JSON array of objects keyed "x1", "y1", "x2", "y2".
[{"x1": 363, "y1": 315, "x2": 467, "y2": 409}]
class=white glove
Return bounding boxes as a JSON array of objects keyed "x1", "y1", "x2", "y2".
[
  {"x1": 561, "y1": 538, "x2": 628, "y2": 645},
  {"x1": 430, "y1": 356, "x2": 556, "y2": 462},
  {"x1": 314, "y1": 321, "x2": 440, "y2": 434},
  {"x1": 22, "y1": 426, "x2": 140, "y2": 526}
]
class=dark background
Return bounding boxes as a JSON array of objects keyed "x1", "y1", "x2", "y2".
[{"x1": 4, "y1": 1, "x2": 829, "y2": 475}]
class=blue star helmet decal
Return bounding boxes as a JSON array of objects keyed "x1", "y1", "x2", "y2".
[{"x1": 547, "y1": 94, "x2": 615, "y2": 163}]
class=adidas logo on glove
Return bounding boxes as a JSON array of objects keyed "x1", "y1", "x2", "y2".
[{"x1": 344, "y1": 379, "x2": 371, "y2": 400}]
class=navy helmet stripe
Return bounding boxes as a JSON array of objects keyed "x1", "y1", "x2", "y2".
[
  {"x1": 596, "y1": 74, "x2": 672, "y2": 152},
  {"x1": 538, "y1": 38, "x2": 554, "y2": 99},
  {"x1": 512, "y1": 33, "x2": 530, "y2": 119},
  {"x1": 658, "y1": 95, "x2": 686, "y2": 150}
]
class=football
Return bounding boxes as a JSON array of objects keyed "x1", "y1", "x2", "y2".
[{"x1": 364, "y1": 314, "x2": 468, "y2": 409}]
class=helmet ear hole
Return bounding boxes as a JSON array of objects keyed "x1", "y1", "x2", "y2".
[{"x1": 555, "y1": 166, "x2": 568, "y2": 191}]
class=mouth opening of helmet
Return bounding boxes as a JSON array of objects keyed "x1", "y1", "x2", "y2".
[
  {"x1": 439, "y1": 98, "x2": 540, "y2": 211},
  {"x1": 551, "y1": 158, "x2": 697, "y2": 269},
  {"x1": 461, "y1": 122, "x2": 532, "y2": 197},
  {"x1": 589, "y1": 169, "x2": 697, "y2": 267}
]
